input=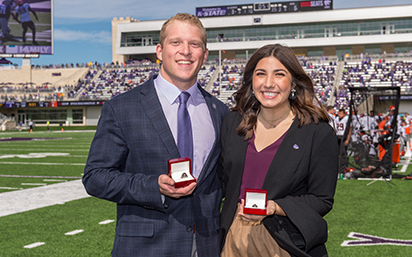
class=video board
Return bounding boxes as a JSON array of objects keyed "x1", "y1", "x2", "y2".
[
  {"x1": 196, "y1": 0, "x2": 332, "y2": 18},
  {"x1": 0, "y1": 0, "x2": 52, "y2": 58}
]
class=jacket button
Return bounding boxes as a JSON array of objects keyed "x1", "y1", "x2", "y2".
[{"x1": 186, "y1": 226, "x2": 192, "y2": 232}]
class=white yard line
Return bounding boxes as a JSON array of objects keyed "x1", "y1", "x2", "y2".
[
  {"x1": 400, "y1": 155, "x2": 411, "y2": 173},
  {"x1": 0, "y1": 148, "x2": 89, "y2": 151},
  {"x1": 65, "y1": 230, "x2": 84, "y2": 236},
  {"x1": 24, "y1": 242, "x2": 45, "y2": 249},
  {"x1": 0, "y1": 179, "x2": 90, "y2": 217},
  {"x1": 0, "y1": 162, "x2": 85, "y2": 165},
  {"x1": 99, "y1": 220, "x2": 115, "y2": 225}
]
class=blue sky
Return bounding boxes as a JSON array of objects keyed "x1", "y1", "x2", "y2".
[{"x1": 26, "y1": 0, "x2": 412, "y2": 66}]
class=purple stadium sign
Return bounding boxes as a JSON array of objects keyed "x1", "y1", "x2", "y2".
[
  {"x1": 5, "y1": 45, "x2": 52, "y2": 54},
  {"x1": 196, "y1": 1, "x2": 333, "y2": 18},
  {"x1": 196, "y1": 7, "x2": 227, "y2": 17}
]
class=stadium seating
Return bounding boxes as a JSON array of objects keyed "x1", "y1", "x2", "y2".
[{"x1": 2, "y1": 54, "x2": 412, "y2": 111}]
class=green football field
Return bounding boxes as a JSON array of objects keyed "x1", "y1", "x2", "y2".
[{"x1": 0, "y1": 128, "x2": 412, "y2": 256}]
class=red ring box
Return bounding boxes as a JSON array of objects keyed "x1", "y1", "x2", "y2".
[
  {"x1": 168, "y1": 157, "x2": 196, "y2": 188},
  {"x1": 244, "y1": 188, "x2": 268, "y2": 215}
]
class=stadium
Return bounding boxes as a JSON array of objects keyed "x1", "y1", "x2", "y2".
[
  {"x1": 1, "y1": 1, "x2": 412, "y2": 128},
  {"x1": 1, "y1": 0, "x2": 412, "y2": 256}
]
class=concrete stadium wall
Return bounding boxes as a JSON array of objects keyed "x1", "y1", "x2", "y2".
[
  {"x1": 85, "y1": 106, "x2": 102, "y2": 126},
  {"x1": 400, "y1": 101, "x2": 412, "y2": 115},
  {"x1": 0, "y1": 66, "x2": 88, "y2": 86}
]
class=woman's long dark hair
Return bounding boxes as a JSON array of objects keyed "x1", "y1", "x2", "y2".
[{"x1": 233, "y1": 44, "x2": 329, "y2": 139}]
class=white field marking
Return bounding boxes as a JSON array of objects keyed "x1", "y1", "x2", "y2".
[
  {"x1": 0, "y1": 180, "x2": 90, "y2": 217},
  {"x1": 0, "y1": 187, "x2": 22, "y2": 190},
  {"x1": 1, "y1": 143, "x2": 87, "y2": 146},
  {"x1": 1, "y1": 145, "x2": 90, "y2": 151},
  {"x1": 9, "y1": 21, "x2": 51, "y2": 26},
  {"x1": 0, "y1": 175, "x2": 81, "y2": 179},
  {"x1": 0, "y1": 153, "x2": 70, "y2": 159},
  {"x1": 43, "y1": 179, "x2": 67, "y2": 182},
  {"x1": 65, "y1": 154, "x2": 89, "y2": 157},
  {"x1": 99, "y1": 220, "x2": 115, "y2": 225},
  {"x1": 0, "y1": 162, "x2": 85, "y2": 165},
  {"x1": 21, "y1": 183, "x2": 47, "y2": 186},
  {"x1": 0, "y1": 148, "x2": 89, "y2": 151},
  {"x1": 24, "y1": 242, "x2": 45, "y2": 249},
  {"x1": 400, "y1": 154, "x2": 411, "y2": 173},
  {"x1": 0, "y1": 154, "x2": 88, "y2": 158},
  {"x1": 0, "y1": 141, "x2": 83, "y2": 144},
  {"x1": 0, "y1": 131, "x2": 95, "y2": 135},
  {"x1": 65, "y1": 229, "x2": 84, "y2": 235}
]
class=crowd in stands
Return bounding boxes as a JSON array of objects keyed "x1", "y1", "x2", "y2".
[
  {"x1": 30, "y1": 59, "x2": 156, "y2": 70},
  {"x1": 334, "y1": 58, "x2": 412, "y2": 110},
  {"x1": 2, "y1": 55, "x2": 412, "y2": 111},
  {"x1": 341, "y1": 59, "x2": 412, "y2": 87},
  {"x1": 0, "y1": 84, "x2": 65, "y2": 102},
  {"x1": 75, "y1": 67, "x2": 159, "y2": 100},
  {"x1": 210, "y1": 64, "x2": 244, "y2": 101},
  {"x1": 301, "y1": 60, "x2": 337, "y2": 106}
]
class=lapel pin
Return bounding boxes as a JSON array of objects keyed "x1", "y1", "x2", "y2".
[
  {"x1": 212, "y1": 103, "x2": 217, "y2": 109},
  {"x1": 293, "y1": 144, "x2": 299, "y2": 150}
]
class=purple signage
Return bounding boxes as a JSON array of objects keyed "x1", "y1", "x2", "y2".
[
  {"x1": 196, "y1": 7, "x2": 227, "y2": 17},
  {"x1": 4, "y1": 45, "x2": 52, "y2": 54},
  {"x1": 196, "y1": 0, "x2": 333, "y2": 18}
]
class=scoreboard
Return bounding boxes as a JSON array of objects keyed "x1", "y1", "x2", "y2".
[{"x1": 196, "y1": 0, "x2": 332, "y2": 18}]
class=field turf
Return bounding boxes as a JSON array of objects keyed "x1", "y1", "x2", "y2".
[{"x1": 0, "y1": 128, "x2": 411, "y2": 256}]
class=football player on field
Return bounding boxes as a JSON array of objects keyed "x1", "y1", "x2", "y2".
[{"x1": 14, "y1": 0, "x2": 38, "y2": 45}]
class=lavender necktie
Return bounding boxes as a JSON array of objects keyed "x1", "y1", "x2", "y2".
[{"x1": 177, "y1": 92, "x2": 194, "y2": 171}]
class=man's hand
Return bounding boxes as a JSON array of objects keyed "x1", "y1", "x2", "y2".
[{"x1": 158, "y1": 174, "x2": 196, "y2": 198}]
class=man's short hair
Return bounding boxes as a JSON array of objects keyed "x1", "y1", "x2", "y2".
[{"x1": 159, "y1": 13, "x2": 207, "y2": 50}]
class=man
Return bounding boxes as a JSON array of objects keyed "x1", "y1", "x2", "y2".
[
  {"x1": 350, "y1": 110, "x2": 362, "y2": 142},
  {"x1": 14, "y1": 0, "x2": 38, "y2": 45},
  {"x1": 2, "y1": 0, "x2": 16, "y2": 38},
  {"x1": 83, "y1": 13, "x2": 229, "y2": 257},
  {"x1": 335, "y1": 108, "x2": 352, "y2": 148},
  {"x1": 326, "y1": 105, "x2": 336, "y2": 129},
  {"x1": 335, "y1": 109, "x2": 352, "y2": 173},
  {"x1": 0, "y1": 1, "x2": 11, "y2": 43},
  {"x1": 361, "y1": 110, "x2": 378, "y2": 134}
]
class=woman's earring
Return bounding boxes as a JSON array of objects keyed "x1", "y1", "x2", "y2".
[
  {"x1": 252, "y1": 90, "x2": 255, "y2": 97},
  {"x1": 289, "y1": 88, "x2": 296, "y2": 100}
]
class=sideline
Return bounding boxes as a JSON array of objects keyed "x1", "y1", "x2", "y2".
[{"x1": 0, "y1": 179, "x2": 90, "y2": 217}]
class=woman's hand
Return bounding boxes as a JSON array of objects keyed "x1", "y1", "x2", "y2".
[{"x1": 237, "y1": 199, "x2": 277, "y2": 222}]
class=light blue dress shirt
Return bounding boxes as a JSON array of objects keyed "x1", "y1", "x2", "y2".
[{"x1": 154, "y1": 73, "x2": 215, "y2": 178}]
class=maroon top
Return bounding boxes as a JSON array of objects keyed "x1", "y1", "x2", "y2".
[{"x1": 238, "y1": 131, "x2": 287, "y2": 201}]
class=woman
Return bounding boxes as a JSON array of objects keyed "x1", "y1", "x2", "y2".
[{"x1": 218, "y1": 44, "x2": 338, "y2": 257}]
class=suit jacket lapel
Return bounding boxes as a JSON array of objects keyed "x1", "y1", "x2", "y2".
[
  {"x1": 140, "y1": 77, "x2": 180, "y2": 159},
  {"x1": 196, "y1": 86, "x2": 225, "y2": 184},
  {"x1": 226, "y1": 113, "x2": 249, "y2": 193},
  {"x1": 231, "y1": 133, "x2": 249, "y2": 192}
]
